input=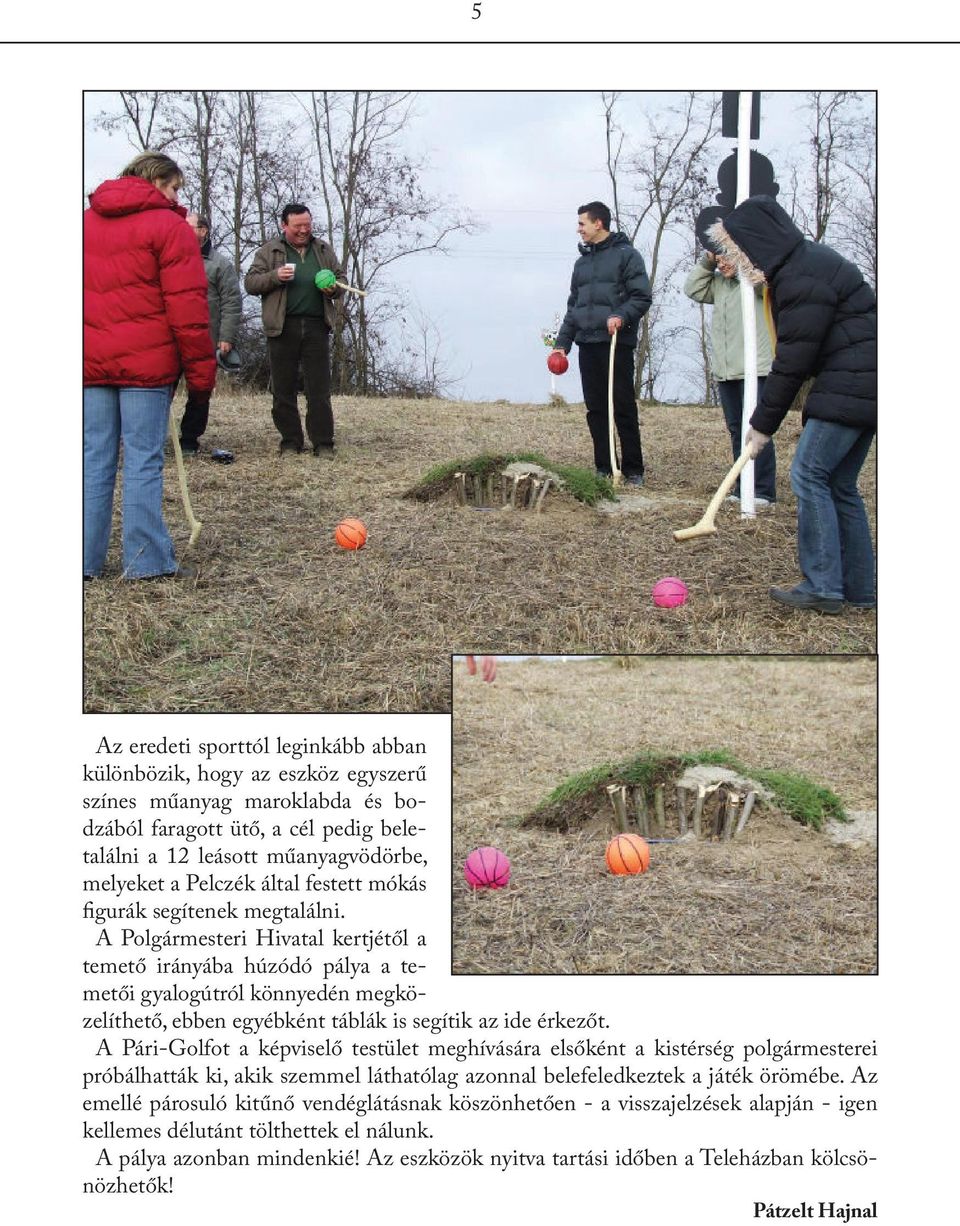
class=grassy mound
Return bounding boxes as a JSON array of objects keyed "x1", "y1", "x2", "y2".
[
  {"x1": 405, "y1": 452, "x2": 614, "y2": 507},
  {"x1": 521, "y1": 749, "x2": 846, "y2": 832}
]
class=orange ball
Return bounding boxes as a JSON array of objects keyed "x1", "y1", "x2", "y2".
[
  {"x1": 605, "y1": 833, "x2": 651, "y2": 876},
  {"x1": 335, "y1": 518, "x2": 367, "y2": 550}
]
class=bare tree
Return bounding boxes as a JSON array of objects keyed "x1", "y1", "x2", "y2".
[
  {"x1": 781, "y1": 93, "x2": 876, "y2": 286},
  {"x1": 93, "y1": 91, "x2": 170, "y2": 153},
  {"x1": 602, "y1": 92, "x2": 722, "y2": 400},
  {"x1": 834, "y1": 114, "x2": 877, "y2": 288},
  {"x1": 149, "y1": 91, "x2": 227, "y2": 226},
  {"x1": 807, "y1": 90, "x2": 864, "y2": 241},
  {"x1": 602, "y1": 91, "x2": 625, "y2": 232},
  {"x1": 380, "y1": 304, "x2": 466, "y2": 398},
  {"x1": 89, "y1": 90, "x2": 479, "y2": 397},
  {"x1": 297, "y1": 90, "x2": 479, "y2": 394}
]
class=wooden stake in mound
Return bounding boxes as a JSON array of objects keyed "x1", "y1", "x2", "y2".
[
  {"x1": 168, "y1": 406, "x2": 202, "y2": 550},
  {"x1": 673, "y1": 449, "x2": 753, "y2": 542}
]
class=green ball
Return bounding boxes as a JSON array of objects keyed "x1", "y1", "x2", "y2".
[{"x1": 314, "y1": 269, "x2": 337, "y2": 290}]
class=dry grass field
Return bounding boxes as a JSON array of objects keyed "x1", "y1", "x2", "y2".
[
  {"x1": 452, "y1": 655, "x2": 877, "y2": 975},
  {"x1": 83, "y1": 388, "x2": 876, "y2": 713}
]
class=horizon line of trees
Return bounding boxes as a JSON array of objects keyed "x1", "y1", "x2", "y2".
[
  {"x1": 89, "y1": 91, "x2": 876, "y2": 406},
  {"x1": 91, "y1": 90, "x2": 479, "y2": 398}
]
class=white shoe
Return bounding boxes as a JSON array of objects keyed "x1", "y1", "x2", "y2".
[
  {"x1": 724, "y1": 494, "x2": 740, "y2": 504},
  {"x1": 754, "y1": 497, "x2": 774, "y2": 508}
]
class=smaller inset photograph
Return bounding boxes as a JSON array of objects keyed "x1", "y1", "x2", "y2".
[{"x1": 453, "y1": 654, "x2": 876, "y2": 975}]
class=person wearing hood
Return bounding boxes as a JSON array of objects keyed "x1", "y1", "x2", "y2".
[
  {"x1": 84, "y1": 151, "x2": 216, "y2": 580},
  {"x1": 683, "y1": 245, "x2": 776, "y2": 504},
  {"x1": 178, "y1": 213, "x2": 243, "y2": 455},
  {"x1": 708, "y1": 195, "x2": 876, "y2": 614},
  {"x1": 553, "y1": 202, "x2": 652, "y2": 485}
]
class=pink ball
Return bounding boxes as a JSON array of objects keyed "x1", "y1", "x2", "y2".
[
  {"x1": 652, "y1": 577, "x2": 688, "y2": 608},
  {"x1": 464, "y1": 846, "x2": 511, "y2": 889}
]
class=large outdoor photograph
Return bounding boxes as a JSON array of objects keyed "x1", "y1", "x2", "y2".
[{"x1": 83, "y1": 91, "x2": 877, "y2": 713}]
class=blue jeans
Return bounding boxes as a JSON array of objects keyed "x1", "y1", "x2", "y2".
[
  {"x1": 84, "y1": 385, "x2": 177, "y2": 579},
  {"x1": 789, "y1": 418, "x2": 876, "y2": 604},
  {"x1": 718, "y1": 377, "x2": 776, "y2": 500}
]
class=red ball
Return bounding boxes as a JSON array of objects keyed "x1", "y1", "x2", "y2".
[
  {"x1": 464, "y1": 846, "x2": 511, "y2": 889},
  {"x1": 547, "y1": 351, "x2": 569, "y2": 375}
]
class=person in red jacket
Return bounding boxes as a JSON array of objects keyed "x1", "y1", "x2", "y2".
[{"x1": 84, "y1": 151, "x2": 216, "y2": 579}]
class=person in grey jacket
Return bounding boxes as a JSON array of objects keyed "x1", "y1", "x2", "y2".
[
  {"x1": 552, "y1": 202, "x2": 652, "y2": 484},
  {"x1": 684, "y1": 248, "x2": 776, "y2": 503},
  {"x1": 179, "y1": 214, "x2": 242, "y2": 454}
]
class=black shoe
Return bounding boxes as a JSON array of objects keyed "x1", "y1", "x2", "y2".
[
  {"x1": 312, "y1": 443, "x2": 336, "y2": 458},
  {"x1": 180, "y1": 440, "x2": 199, "y2": 456},
  {"x1": 131, "y1": 564, "x2": 198, "y2": 582},
  {"x1": 279, "y1": 441, "x2": 304, "y2": 455},
  {"x1": 624, "y1": 472, "x2": 645, "y2": 487},
  {"x1": 160, "y1": 564, "x2": 198, "y2": 581},
  {"x1": 769, "y1": 587, "x2": 842, "y2": 614}
]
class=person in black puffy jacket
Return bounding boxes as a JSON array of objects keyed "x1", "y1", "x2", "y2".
[
  {"x1": 709, "y1": 196, "x2": 876, "y2": 614},
  {"x1": 553, "y1": 202, "x2": 652, "y2": 485}
]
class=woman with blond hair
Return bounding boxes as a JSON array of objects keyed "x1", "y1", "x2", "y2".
[{"x1": 84, "y1": 151, "x2": 216, "y2": 579}]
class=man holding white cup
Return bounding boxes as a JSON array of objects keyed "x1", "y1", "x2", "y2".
[{"x1": 244, "y1": 203, "x2": 345, "y2": 456}]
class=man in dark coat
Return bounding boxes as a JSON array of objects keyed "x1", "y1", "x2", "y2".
[
  {"x1": 552, "y1": 202, "x2": 652, "y2": 484},
  {"x1": 709, "y1": 195, "x2": 876, "y2": 614}
]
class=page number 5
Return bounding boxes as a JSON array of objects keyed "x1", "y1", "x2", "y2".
[{"x1": 472, "y1": 2, "x2": 482, "y2": 15}]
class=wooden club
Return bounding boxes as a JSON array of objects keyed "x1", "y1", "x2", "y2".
[
  {"x1": 607, "y1": 329, "x2": 622, "y2": 488},
  {"x1": 168, "y1": 408, "x2": 203, "y2": 549},
  {"x1": 673, "y1": 448, "x2": 754, "y2": 542}
]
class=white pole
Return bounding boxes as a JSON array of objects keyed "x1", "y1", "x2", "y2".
[{"x1": 737, "y1": 90, "x2": 757, "y2": 519}]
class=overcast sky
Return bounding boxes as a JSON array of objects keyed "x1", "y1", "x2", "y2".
[{"x1": 84, "y1": 91, "x2": 823, "y2": 404}]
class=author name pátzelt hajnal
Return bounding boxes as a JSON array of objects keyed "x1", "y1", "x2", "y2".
[{"x1": 754, "y1": 1205, "x2": 876, "y2": 1221}]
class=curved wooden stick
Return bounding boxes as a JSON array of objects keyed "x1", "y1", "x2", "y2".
[
  {"x1": 168, "y1": 406, "x2": 202, "y2": 549},
  {"x1": 673, "y1": 448, "x2": 753, "y2": 542},
  {"x1": 335, "y1": 280, "x2": 367, "y2": 297},
  {"x1": 607, "y1": 329, "x2": 622, "y2": 487}
]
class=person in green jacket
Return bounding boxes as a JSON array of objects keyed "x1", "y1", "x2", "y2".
[{"x1": 684, "y1": 248, "x2": 776, "y2": 503}]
